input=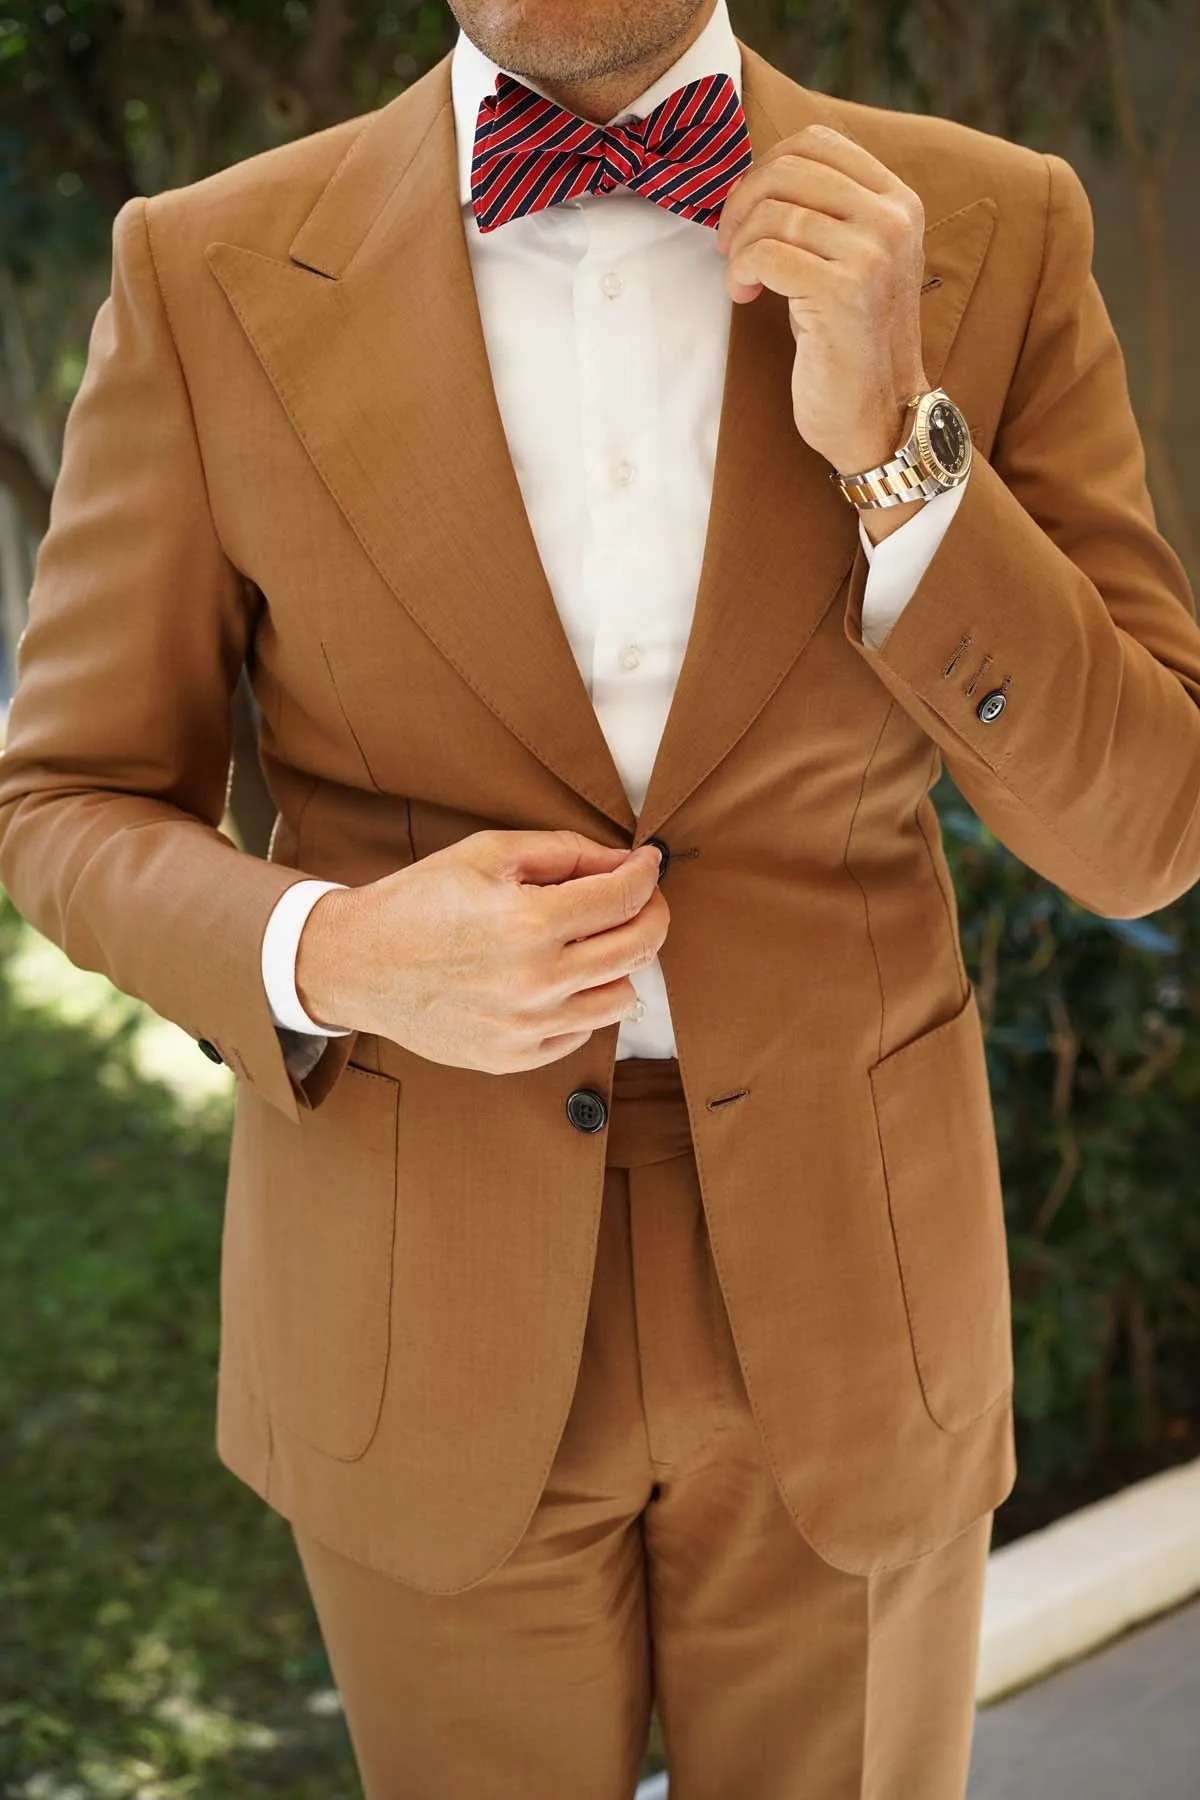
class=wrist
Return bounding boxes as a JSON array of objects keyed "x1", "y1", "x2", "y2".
[
  {"x1": 295, "y1": 885, "x2": 356, "y2": 1031},
  {"x1": 823, "y1": 378, "x2": 928, "y2": 482}
]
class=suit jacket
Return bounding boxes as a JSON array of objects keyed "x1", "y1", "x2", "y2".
[{"x1": 2, "y1": 42, "x2": 1199, "y2": 1595}]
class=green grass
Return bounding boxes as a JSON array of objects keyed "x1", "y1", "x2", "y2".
[
  {"x1": 0, "y1": 895, "x2": 361, "y2": 1798},
  {"x1": 0, "y1": 895, "x2": 666, "y2": 1794}
]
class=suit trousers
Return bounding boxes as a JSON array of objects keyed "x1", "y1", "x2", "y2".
[{"x1": 292, "y1": 1055, "x2": 993, "y2": 1799}]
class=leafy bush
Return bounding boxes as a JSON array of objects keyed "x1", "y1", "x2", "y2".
[{"x1": 936, "y1": 772, "x2": 1200, "y2": 1524}]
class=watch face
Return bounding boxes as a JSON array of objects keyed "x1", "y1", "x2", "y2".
[{"x1": 927, "y1": 399, "x2": 970, "y2": 476}]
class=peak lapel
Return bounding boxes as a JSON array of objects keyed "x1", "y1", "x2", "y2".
[
  {"x1": 206, "y1": 55, "x2": 638, "y2": 836},
  {"x1": 206, "y1": 45, "x2": 997, "y2": 849},
  {"x1": 634, "y1": 44, "x2": 998, "y2": 844},
  {"x1": 634, "y1": 50, "x2": 849, "y2": 844}
]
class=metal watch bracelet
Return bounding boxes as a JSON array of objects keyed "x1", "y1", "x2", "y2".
[{"x1": 833, "y1": 457, "x2": 939, "y2": 510}]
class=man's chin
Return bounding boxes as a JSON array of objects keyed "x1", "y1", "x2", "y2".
[
  {"x1": 450, "y1": 0, "x2": 698, "y2": 88},
  {"x1": 473, "y1": 33, "x2": 631, "y2": 88}
]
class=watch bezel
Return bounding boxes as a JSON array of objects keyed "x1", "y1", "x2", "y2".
[{"x1": 909, "y1": 390, "x2": 972, "y2": 486}]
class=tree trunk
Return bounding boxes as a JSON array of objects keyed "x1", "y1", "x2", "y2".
[
  {"x1": 226, "y1": 667, "x2": 278, "y2": 859},
  {"x1": 0, "y1": 491, "x2": 36, "y2": 705}
]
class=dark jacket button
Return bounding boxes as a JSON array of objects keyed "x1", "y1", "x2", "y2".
[
  {"x1": 644, "y1": 836, "x2": 670, "y2": 877},
  {"x1": 566, "y1": 1088, "x2": 608, "y2": 1133},
  {"x1": 197, "y1": 1038, "x2": 225, "y2": 1065},
  {"x1": 977, "y1": 690, "x2": 1007, "y2": 723}
]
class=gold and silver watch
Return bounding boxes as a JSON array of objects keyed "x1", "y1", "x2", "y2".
[{"x1": 833, "y1": 388, "x2": 972, "y2": 511}]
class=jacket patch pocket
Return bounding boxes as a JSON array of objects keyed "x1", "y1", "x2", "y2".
[
  {"x1": 249, "y1": 1063, "x2": 400, "y2": 1460},
  {"x1": 868, "y1": 983, "x2": 1012, "y2": 1433}
]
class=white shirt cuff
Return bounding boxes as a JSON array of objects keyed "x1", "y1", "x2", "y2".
[
  {"x1": 857, "y1": 477, "x2": 968, "y2": 651},
  {"x1": 261, "y1": 878, "x2": 352, "y2": 1036}
]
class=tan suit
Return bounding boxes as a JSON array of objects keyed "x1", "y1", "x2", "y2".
[{"x1": 3, "y1": 35, "x2": 1199, "y2": 1795}]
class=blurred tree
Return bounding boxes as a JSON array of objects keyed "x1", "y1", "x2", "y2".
[
  {"x1": 0, "y1": 0, "x2": 457, "y2": 540},
  {"x1": 1094, "y1": 0, "x2": 1200, "y2": 570}
]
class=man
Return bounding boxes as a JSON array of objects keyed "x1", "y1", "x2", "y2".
[{"x1": 2, "y1": 0, "x2": 1198, "y2": 1792}]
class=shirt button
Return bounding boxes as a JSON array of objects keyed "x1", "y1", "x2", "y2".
[
  {"x1": 618, "y1": 643, "x2": 643, "y2": 671},
  {"x1": 613, "y1": 458, "x2": 636, "y2": 487},
  {"x1": 630, "y1": 999, "x2": 647, "y2": 1022},
  {"x1": 601, "y1": 271, "x2": 624, "y2": 298}
]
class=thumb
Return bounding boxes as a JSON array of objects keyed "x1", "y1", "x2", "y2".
[{"x1": 500, "y1": 830, "x2": 636, "y2": 888}]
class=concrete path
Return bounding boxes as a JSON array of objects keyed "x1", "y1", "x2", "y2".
[{"x1": 967, "y1": 1597, "x2": 1200, "y2": 1798}]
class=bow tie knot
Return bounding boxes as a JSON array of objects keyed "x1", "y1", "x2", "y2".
[{"x1": 471, "y1": 71, "x2": 752, "y2": 234}]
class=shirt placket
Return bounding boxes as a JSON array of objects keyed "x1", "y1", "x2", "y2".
[
  {"x1": 574, "y1": 199, "x2": 661, "y2": 803},
  {"x1": 574, "y1": 194, "x2": 674, "y2": 1051}
]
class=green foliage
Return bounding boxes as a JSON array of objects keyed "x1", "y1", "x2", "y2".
[
  {"x1": 768, "y1": 0, "x2": 1121, "y2": 143},
  {"x1": 0, "y1": 893, "x2": 360, "y2": 1797},
  {"x1": 0, "y1": 0, "x2": 457, "y2": 274},
  {"x1": 935, "y1": 772, "x2": 1200, "y2": 1506}
]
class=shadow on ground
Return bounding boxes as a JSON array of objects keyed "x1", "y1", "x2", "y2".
[{"x1": 0, "y1": 895, "x2": 360, "y2": 1799}]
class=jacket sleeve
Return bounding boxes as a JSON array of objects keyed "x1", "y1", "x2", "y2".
[
  {"x1": 842, "y1": 150, "x2": 1200, "y2": 920},
  {"x1": 0, "y1": 194, "x2": 352, "y2": 1122}
]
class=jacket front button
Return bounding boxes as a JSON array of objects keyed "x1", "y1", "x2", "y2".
[
  {"x1": 644, "y1": 836, "x2": 670, "y2": 877},
  {"x1": 977, "y1": 689, "x2": 1007, "y2": 723},
  {"x1": 566, "y1": 1088, "x2": 608, "y2": 1134},
  {"x1": 197, "y1": 1038, "x2": 224, "y2": 1065}
]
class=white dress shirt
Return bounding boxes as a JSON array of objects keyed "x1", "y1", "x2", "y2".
[{"x1": 261, "y1": 0, "x2": 966, "y2": 1058}]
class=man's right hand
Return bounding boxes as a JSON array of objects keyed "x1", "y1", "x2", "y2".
[{"x1": 294, "y1": 830, "x2": 669, "y2": 1074}]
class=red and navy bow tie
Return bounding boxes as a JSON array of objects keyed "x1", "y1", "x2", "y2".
[{"x1": 470, "y1": 70, "x2": 752, "y2": 234}]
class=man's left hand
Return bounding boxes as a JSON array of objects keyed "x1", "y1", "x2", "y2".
[{"x1": 715, "y1": 123, "x2": 929, "y2": 480}]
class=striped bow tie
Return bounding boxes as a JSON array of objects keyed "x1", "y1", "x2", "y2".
[{"x1": 470, "y1": 70, "x2": 752, "y2": 235}]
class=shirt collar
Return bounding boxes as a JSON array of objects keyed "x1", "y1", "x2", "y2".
[{"x1": 450, "y1": 0, "x2": 742, "y2": 208}]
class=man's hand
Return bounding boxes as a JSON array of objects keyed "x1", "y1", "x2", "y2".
[
  {"x1": 294, "y1": 830, "x2": 669, "y2": 1075},
  {"x1": 715, "y1": 122, "x2": 929, "y2": 484}
]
